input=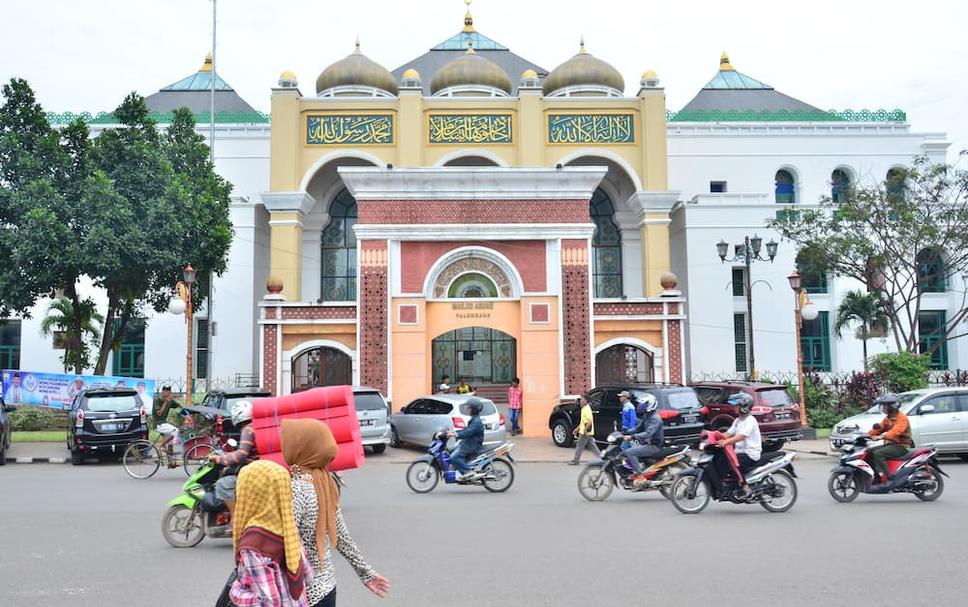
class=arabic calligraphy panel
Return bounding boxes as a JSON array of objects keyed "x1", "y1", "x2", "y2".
[
  {"x1": 306, "y1": 114, "x2": 394, "y2": 145},
  {"x1": 428, "y1": 114, "x2": 513, "y2": 144},
  {"x1": 547, "y1": 114, "x2": 635, "y2": 144}
]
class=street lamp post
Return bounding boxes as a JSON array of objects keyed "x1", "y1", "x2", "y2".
[
  {"x1": 787, "y1": 269, "x2": 818, "y2": 427},
  {"x1": 716, "y1": 234, "x2": 779, "y2": 377},
  {"x1": 168, "y1": 264, "x2": 197, "y2": 400}
]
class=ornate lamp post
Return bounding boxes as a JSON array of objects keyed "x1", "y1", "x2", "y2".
[
  {"x1": 168, "y1": 264, "x2": 197, "y2": 400},
  {"x1": 716, "y1": 234, "x2": 779, "y2": 377},
  {"x1": 787, "y1": 269, "x2": 818, "y2": 427}
]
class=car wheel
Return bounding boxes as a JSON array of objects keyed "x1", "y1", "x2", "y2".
[
  {"x1": 370, "y1": 444, "x2": 387, "y2": 455},
  {"x1": 389, "y1": 426, "x2": 401, "y2": 448},
  {"x1": 70, "y1": 449, "x2": 84, "y2": 466},
  {"x1": 551, "y1": 418, "x2": 575, "y2": 448}
]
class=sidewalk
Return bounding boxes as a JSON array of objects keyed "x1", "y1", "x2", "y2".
[{"x1": 5, "y1": 436, "x2": 835, "y2": 465}]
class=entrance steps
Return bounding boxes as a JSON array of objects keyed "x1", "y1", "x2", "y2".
[{"x1": 472, "y1": 383, "x2": 509, "y2": 405}]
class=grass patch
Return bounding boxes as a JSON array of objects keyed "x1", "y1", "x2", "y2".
[
  {"x1": 13, "y1": 430, "x2": 67, "y2": 443},
  {"x1": 815, "y1": 428, "x2": 831, "y2": 438}
]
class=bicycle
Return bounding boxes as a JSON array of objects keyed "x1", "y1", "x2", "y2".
[{"x1": 122, "y1": 439, "x2": 184, "y2": 479}]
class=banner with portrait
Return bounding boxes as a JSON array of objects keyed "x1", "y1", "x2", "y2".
[{"x1": 1, "y1": 369, "x2": 156, "y2": 411}]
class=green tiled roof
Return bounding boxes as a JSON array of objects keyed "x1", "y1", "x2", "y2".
[
  {"x1": 702, "y1": 70, "x2": 770, "y2": 89},
  {"x1": 161, "y1": 71, "x2": 233, "y2": 91},
  {"x1": 432, "y1": 31, "x2": 507, "y2": 51},
  {"x1": 667, "y1": 108, "x2": 907, "y2": 122}
]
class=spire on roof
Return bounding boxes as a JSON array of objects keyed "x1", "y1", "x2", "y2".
[
  {"x1": 579, "y1": 36, "x2": 587, "y2": 55},
  {"x1": 720, "y1": 51, "x2": 734, "y2": 71},
  {"x1": 200, "y1": 52, "x2": 213, "y2": 73},
  {"x1": 463, "y1": 0, "x2": 475, "y2": 32},
  {"x1": 466, "y1": 39, "x2": 476, "y2": 55}
]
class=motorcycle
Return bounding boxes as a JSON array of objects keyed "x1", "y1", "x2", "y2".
[
  {"x1": 162, "y1": 455, "x2": 231, "y2": 548},
  {"x1": 577, "y1": 431, "x2": 690, "y2": 501},
  {"x1": 828, "y1": 432, "x2": 946, "y2": 502},
  {"x1": 406, "y1": 431, "x2": 515, "y2": 493},
  {"x1": 669, "y1": 433, "x2": 798, "y2": 514}
]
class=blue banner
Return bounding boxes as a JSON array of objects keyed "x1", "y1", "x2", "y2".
[{"x1": 1, "y1": 370, "x2": 156, "y2": 410}]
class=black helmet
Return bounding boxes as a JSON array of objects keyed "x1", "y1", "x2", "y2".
[
  {"x1": 728, "y1": 392, "x2": 755, "y2": 415},
  {"x1": 465, "y1": 397, "x2": 484, "y2": 416},
  {"x1": 874, "y1": 393, "x2": 900, "y2": 413},
  {"x1": 635, "y1": 393, "x2": 658, "y2": 416}
]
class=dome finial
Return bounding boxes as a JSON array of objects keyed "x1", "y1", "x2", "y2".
[
  {"x1": 465, "y1": 39, "x2": 476, "y2": 55},
  {"x1": 354, "y1": 36, "x2": 361, "y2": 53},
  {"x1": 200, "y1": 52, "x2": 213, "y2": 73},
  {"x1": 720, "y1": 51, "x2": 734, "y2": 71},
  {"x1": 579, "y1": 36, "x2": 587, "y2": 54},
  {"x1": 463, "y1": 0, "x2": 475, "y2": 32}
]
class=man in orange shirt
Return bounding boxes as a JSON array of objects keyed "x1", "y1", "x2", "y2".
[{"x1": 867, "y1": 394, "x2": 912, "y2": 483}]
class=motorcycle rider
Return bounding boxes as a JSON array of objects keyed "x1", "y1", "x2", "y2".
[
  {"x1": 867, "y1": 393, "x2": 912, "y2": 484},
  {"x1": 447, "y1": 397, "x2": 485, "y2": 480},
  {"x1": 209, "y1": 400, "x2": 259, "y2": 517},
  {"x1": 716, "y1": 392, "x2": 762, "y2": 496},
  {"x1": 622, "y1": 394, "x2": 663, "y2": 485}
]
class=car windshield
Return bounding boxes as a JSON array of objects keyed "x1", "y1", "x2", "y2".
[
  {"x1": 222, "y1": 395, "x2": 266, "y2": 414},
  {"x1": 758, "y1": 388, "x2": 793, "y2": 407},
  {"x1": 633, "y1": 388, "x2": 699, "y2": 410},
  {"x1": 355, "y1": 392, "x2": 386, "y2": 411},
  {"x1": 459, "y1": 401, "x2": 498, "y2": 416},
  {"x1": 86, "y1": 394, "x2": 139, "y2": 412}
]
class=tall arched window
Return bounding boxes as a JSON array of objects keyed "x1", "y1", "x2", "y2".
[
  {"x1": 796, "y1": 247, "x2": 828, "y2": 294},
  {"x1": 916, "y1": 248, "x2": 946, "y2": 293},
  {"x1": 775, "y1": 169, "x2": 796, "y2": 204},
  {"x1": 590, "y1": 187, "x2": 623, "y2": 298},
  {"x1": 320, "y1": 188, "x2": 357, "y2": 301},
  {"x1": 831, "y1": 169, "x2": 851, "y2": 204},
  {"x1": 886, "y1": 167, "x2": 906, "y2": 201}
]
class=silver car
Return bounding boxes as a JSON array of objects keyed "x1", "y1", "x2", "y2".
[
  {"x1": 829, "y1": 388, "x2": 968, "y2": 457},
  {"x1": 354, "y1": 387, "x2": 391, "y2": 455},
  {"x1": 389, "y1": 394, "x2": 506, "y2": 449}
]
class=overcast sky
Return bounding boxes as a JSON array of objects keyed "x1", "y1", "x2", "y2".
[{"x1": 1, "y1": 0, "x2": 965, "y2": 159}]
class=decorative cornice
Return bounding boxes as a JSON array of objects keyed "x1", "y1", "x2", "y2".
[
  {"x1": 666, "y1": 108, "x2": 907, "y2": 123},
  {"x1": 260, "y1": 191, "x2": 317, "y2": 216},
  {"x1": 354, "y1": 223, "x2": 595, "y2": 240},
  {"x1": 46, "y1": 110, "x2": 270, "y2": 125}
]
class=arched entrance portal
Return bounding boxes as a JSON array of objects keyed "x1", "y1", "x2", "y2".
[
  {"x1": 291, "y1": 347, "x2": 352, "y2": 392},
  {"x1": 595, "y1": 343, "x2": 654, "y2": 385},
  {"x1": 432, "y1": 327, "x2": 516, "y2": 386}
]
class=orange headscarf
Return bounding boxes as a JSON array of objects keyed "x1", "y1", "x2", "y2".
[{"x1": 280, "y1": 418, "x2": 340, "y2": 558}]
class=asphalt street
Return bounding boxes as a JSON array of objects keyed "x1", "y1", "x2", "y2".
[{"x1": 2, "y1": 455, "x2": 967, "y2": 607}]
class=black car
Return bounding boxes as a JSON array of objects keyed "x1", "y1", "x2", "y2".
[
  {"x1": 548, "y1": 384, "x2": 706, "y2": 448},
  {"x1": 67, "y1": 388, "x2": 148, "y2": 465},
  {"x1": 0, "y1": 396, "x2": 13, "y2": 465},
  {"x1": 187, "y1": 387, "x2": 271, "y2": 441}
]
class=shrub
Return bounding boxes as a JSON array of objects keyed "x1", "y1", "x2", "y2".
[
  {"x1": 9, "y1": 406, "x2": 69, "y2": 431},
  {"x1": 842, "y1": 370, "x2": 882, "y2": 413},
  {"x1": 870, "y1": 352, "x2": 930, "y2": 393}
]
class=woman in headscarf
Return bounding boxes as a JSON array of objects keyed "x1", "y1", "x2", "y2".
[
  {"x1": 229, "y1": 460, "x2": 313, "y2": 606},
  {"x1": 281, "y1": 418, "x2": 390, "y2": 607}
]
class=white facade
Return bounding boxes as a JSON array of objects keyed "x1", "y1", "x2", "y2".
[{"x1": 668, "y1": 121, "x2": 962, "y2": 378}]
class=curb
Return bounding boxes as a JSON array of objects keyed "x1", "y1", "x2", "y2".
[{"x1": 6, "y1": 457, "x2": 68, "y2": 464}]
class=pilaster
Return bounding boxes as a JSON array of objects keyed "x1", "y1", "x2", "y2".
[
  {"x1": 263, "y1": 191, "x2": 317, "y2": 301},
  {"x1": 630, "y1": 191, "x2": 679, "y2": 297}
]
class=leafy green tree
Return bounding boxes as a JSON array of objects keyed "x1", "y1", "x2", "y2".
[
  {"x1": 40, "y1": 296, "x2": 103, "y2": 373},
  {"x1": 772, "y1": 155, "x2": 968, "y2": 357},
  {"x1": 832, "y1": 290, "x2": 892, "y2": 369},
  {"x1": 870, "y1": 351, "x2": 930, "y2": 393}
]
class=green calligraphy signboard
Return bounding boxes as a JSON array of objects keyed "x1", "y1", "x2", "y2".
[
  {"x1": 428, "y1": 114, "x2": 513, "y2": 144},
  {"x1": 547, "y1": 113, "x2": 635, "y2": 144},
  {"x1": 306, "y1": 114, "x2": 394, "y2": 145}
]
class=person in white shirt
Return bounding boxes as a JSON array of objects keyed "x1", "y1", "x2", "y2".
[
  {"x1": 716, "y1": 392, "x2": 762, "y2": 494},
  {"x1": 438, "y1": 375, "x2": 451, "y2": 394}
]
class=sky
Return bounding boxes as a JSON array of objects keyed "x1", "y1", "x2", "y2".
[{"x1": 1, "y1": 0, "x2": 966, "y2": 159}]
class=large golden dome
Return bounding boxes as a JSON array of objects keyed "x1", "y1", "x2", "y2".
[
  {"x1": 543, "y1": 40, "x2": 624, "y2": 95},
  {"x1": 430, "y1": 43, "x2": 512, "y2": 95},
  {"x1": 315, "y1": 41, "x2": 398, "y2": 95}
]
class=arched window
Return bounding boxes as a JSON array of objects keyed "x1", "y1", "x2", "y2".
[
  {"x1": 916, "y1": 248, "x2": 946, "y2": 293},
  {"x1": 320, "y1": 188, "x2": 357, "y2": 301},
  {"x1": 796, "y1": 247, "x2": 827, "y2": 294},
  {"x1": 775, "y1": 169, "x2": 796, "y2": 204},
  {"x1": 831, "y1": 169, "x2": 851, "y2": 204},
  {"x1": 886, "y1": 167, "x2": 906, "y2": 201},
  {"x1": 590, "y1": 187, "x2": 623, "y2": 298},
  {"x1": 447, "y1": 272, "x2": 499, "y2": 298}
]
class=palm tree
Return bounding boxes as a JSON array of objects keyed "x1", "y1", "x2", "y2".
[
  {"x1": 40, "y1": 297, "x2": 104, "y2": 373},
  {"x1": 833, "y1": 290, "x2": 891, "y2": 370}
]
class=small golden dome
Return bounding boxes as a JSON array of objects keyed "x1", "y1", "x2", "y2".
[
  {"x1": 521, "y1": 69, "x2": 538, "y2": 79},
  {"x1": 402, "y1": 68, "x2": 420, "y2": 79},
  {"x1": 279, "y1": 70, "x2": 297, "y2": 81},
  {"x1": 200, "y1": 52, "x2": 213, "y2": 73},
  {"x1": 430, "y1": 41, "x2": 512, "y2": 95},
  {"x1": 315, "y1": 40, "x2": 399, "y2": 95},
  {"x1": 641, "y1": 69, "x2": 657, "y2": 79},
  {"x1": 720, "y1": 52, "x2": 734, "y2": 71},
  {"x1": 543, "y1": 39, "x2": 624, "y2": 95},
  {"x1": 463, "y1": 0, "x2": 475, "y2": 32}
]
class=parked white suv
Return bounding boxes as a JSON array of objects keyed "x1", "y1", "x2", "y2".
[
  {"x1": 354, "y1": 387, "x2": 391, "y2": 455},
  {"x1": 829, "y1": 388, "x2": 968, "y2": 459}
]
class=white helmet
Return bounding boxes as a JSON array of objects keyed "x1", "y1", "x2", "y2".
[{"x1": 231, "y1": 400, "x2": 253, "y2": 426}]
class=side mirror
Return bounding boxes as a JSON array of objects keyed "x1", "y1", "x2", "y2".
[
  {"x1": 400, "y1": 405, "x2": 409, "y2": 414},
  {"x1": 919, "y1": 404, "x2": 935, "y2": 415},
  {"x1": 226, "y1": 438, "x2": 239, "y2": 448}
]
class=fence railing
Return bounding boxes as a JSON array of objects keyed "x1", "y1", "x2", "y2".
[
  {"x1": 687, "y1": 369, "x2": 968, "y2": 390},
  {"x1": 150, "y1": 374, "x2": 262, "y2": 395}
]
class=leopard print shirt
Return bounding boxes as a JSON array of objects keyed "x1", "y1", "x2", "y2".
[{"x1": 291, "y1": 477, "x2": 375, "y2": 604}]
